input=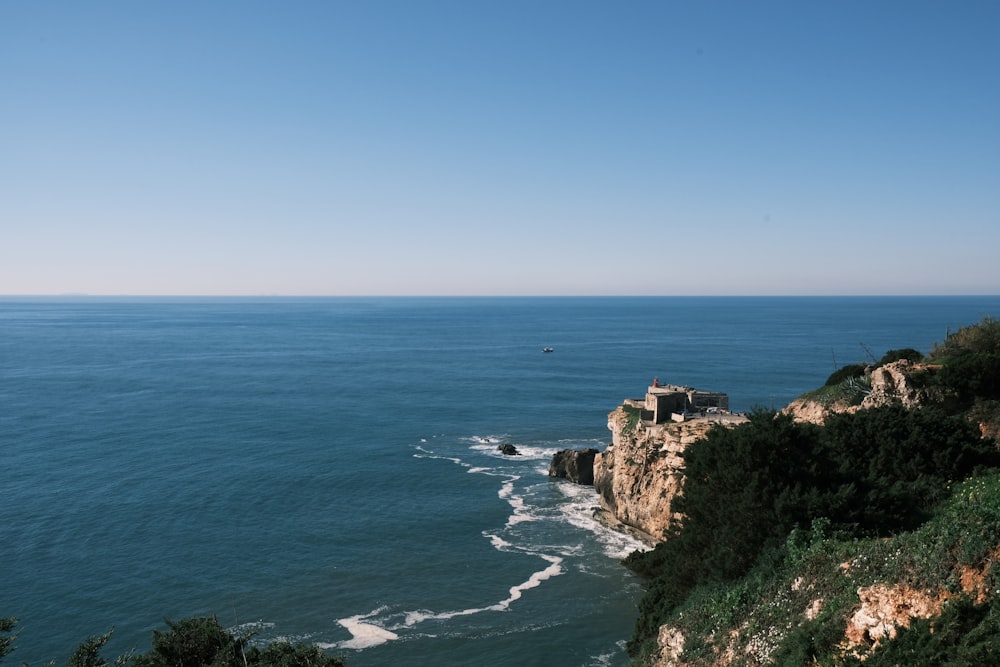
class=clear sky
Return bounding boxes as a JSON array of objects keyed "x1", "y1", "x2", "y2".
[{"x1": 2, "y1": 1, "x2": 998, "y2": 296}]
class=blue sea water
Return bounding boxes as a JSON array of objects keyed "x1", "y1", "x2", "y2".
[{"x1": 3, "y1": 296, "x2": 1000, "y2": 666}]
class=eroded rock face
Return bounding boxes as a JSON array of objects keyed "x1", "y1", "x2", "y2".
[
  {"x1": 784, "y1": 361, "x2": 943, "y2": 425},
  {"x1": 655, "y1": 626, "x2": 685, "y2": 667},
  {"x1": 861, "y1": 360, "x2": 940, "y2": 410},
  {"x1": 547, "y1": 447, "x2": 599, "y2": 485},
  {"x1": 593, "y1": 407, "x2": 716, "y2": 541},
  {"x1": 782, "y1": 396, "x2": 855, "y2": 425},
  {"x1": 844, "y1": 584, "x2": 946, "y2": 652}
]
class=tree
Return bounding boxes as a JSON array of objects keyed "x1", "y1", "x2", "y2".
[
  {"x1": 0, "y1": 617, "x2": 16, "y2": 663},
  {"x1": 0, "y1": 616, "x2": 344, "y2": 667}
]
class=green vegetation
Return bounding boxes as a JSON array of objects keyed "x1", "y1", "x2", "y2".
[
  {"x1": 621, "y1": 403, "x2": 644, "y2": 437},
  {"x1": 624, "y1": 316, "x2": 1000, "y2": 665},
  {"x1": 805, "y1": 363, "x2": 872, "y2": 407},
  {"x1": 929, "y1": 316, "x2": 1000, "y2": 409},
  {"x1": 878, "y1": 347, "x2": 924, "y2": 365},
  {"x1": 824, "y1": 362, "x2": 867, "y2": 387},
  {"x1": 0, "y1": 616, "x2": 344, "y2": 667}
]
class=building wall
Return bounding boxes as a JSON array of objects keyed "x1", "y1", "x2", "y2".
[
  {"x1": 645, "y1": 386, "x2": 731, "y2": 423},
  {"x1": 688, "y1": 391, "x2": 729, "y2": 411}
]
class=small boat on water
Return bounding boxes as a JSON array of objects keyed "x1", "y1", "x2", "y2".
[{"x1": 542, "y1": 347, "x2": 554, "y2": 353}]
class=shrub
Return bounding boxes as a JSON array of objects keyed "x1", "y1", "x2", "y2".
[
  {"x1": 825, "y1": 363, "x2": 867, "y2": 387},
  {"x1": 878, "y1": 347, "x2": 924, "y2": 365},
  {"x1": 928, "y1": 316, "x2": 1000, "y2": 362},
  {"x1": 936, "y1": 352, "x2": 1000, "y2": 403}
]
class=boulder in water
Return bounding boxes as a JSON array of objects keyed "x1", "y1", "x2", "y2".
[{"x1": 548, "y1": 448, "x2": 599, "y2": 485}]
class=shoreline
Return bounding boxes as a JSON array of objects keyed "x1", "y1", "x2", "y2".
[{"x1": 592, "y1": 508, "x2": 660, "y2": 549}]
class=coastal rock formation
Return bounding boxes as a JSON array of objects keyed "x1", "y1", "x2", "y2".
[
  {"x1": 784, "y1": 360, "x2": 944, "y2": 425},
  {"x1": 861, "y1": 360, "x2": 941, "y2": 410},
  {"x1": 593, "y1": 407, "x2": 718, "y2": 541},
  {"x1": 497, "y1": 443, "x2": 520, "y2": 456},
  {"x1": 548, "y1": 447, "x2": 599, "y2": 485}
]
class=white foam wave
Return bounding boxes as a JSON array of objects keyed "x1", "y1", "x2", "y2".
[
  {"x1": 498, "y1": 554, "x2": 562, "y2": 607},
  {"x1": 227, "y1": 620, "x2": 275, "y2": 638},
  {"x1": 467, "y1": 434, "x2": 509, "y2": 446},
  {"x1": 486, "y1": 532, "x2": 512, "y2": 551},
  {"x1": 417, "y1": 437, "x2": 645, "y2": 559},
  {"x1": 506, "y1": 445, "x2": 561, "y2": 460},
  {"x1": 505, "y1": 512, "x2": 536, "y2": 526},
  {"x1": 554, "y1": 481, "x2": 649, "y2": 559},
  {"x1": 336, "y1": 609, "x2": 400, "y2": 649},
  {"x1": 386, "y1": 436, "x2": 626, "y2": 650},
  {"x1": 334, "y1": 551, "x2": 564, "y2": 648},
  {"x1": 414, "y1": 440, "x2": 535, "y2": 526},
  {"x1": 413, "y1": 445, "x2": 468, "y2": 468}
]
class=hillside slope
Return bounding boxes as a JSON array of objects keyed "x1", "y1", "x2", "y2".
[{"x1": 623, "y1": 317, "x2": 1000, "y2": 666}]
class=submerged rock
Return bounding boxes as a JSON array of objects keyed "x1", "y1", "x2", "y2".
[{"x1": 548, "y1": 447, "x2": 600, "y2": 485}]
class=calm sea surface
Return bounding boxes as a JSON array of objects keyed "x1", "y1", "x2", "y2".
[{"x1": 3, "y1": 296, "x2": 1000, "y2": 666}]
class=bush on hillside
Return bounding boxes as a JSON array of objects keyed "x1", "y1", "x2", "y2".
[
  {"x1": 928, "y1": 317, "x2": 1000, "y2": 362},
  {"x1": 924, "y1": 317, "x2": 1000, "y2": 408}
]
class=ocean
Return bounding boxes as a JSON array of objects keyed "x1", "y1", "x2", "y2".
[{"x1": 3, "y1": 296, "x2": 999, "y2": 666}]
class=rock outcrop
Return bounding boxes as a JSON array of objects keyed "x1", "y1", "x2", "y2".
[
  {"x1": 784, "y1": 360, "x2": 944, "y2": 425},
  {"x1": 782, "y1": 395, "x2": 855, "y2": 425},
  {"x1": 593, "y1": 407, "x2": 720, "y2": 541},
  {"x1": 843, "y1": 584, "x2": 946, "y2": 652},
  {"x1": 548, "y1": 447, "x2": 599, "y2": 485},
  {"x1": 861, "y1": 360, "x2": 942, "y2": 410}
]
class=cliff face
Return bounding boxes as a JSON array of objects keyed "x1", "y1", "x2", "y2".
[{"x1": 594, "y1": 408, "x2": 718, "y2": 542}]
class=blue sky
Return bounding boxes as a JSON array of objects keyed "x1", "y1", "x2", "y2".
[{"x1": 2, "y1": 1, "x2": 998, "y2": 296}]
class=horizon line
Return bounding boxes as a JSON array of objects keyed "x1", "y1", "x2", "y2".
[{"x1": 2, "y1": 293, "x2": 999, "y2": 299}]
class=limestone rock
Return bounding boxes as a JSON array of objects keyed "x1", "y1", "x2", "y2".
[
  {"x1": 548, "y1": 447, "x2": 599, "y2": 485},
  {"x1": 593, "y1": 407, "x2": 717, "y2": 541},
  {"x1": 861, "y1": 360, "x2": 942, "y2": 410},
  {"x1": 844, "y1": 584, "x2": 946, "y2": 652},
  {"x1": 784, "y1": 360, "x2": 943, "y2": 425},
  {"x1": 782, "y1": 396, "x2": 852, "y2": 425},
  {"x1": 655, "y1": 626, "x2": 685, "y2": 667}
]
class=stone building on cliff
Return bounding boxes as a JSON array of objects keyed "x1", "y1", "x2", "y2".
[{"x1": 634, "y1": 380, "x2": 731, "y2": 424}]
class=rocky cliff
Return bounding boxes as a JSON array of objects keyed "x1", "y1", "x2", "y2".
[{"x1": 593, "y1": 408, "x2": 722, "y2": 542}]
